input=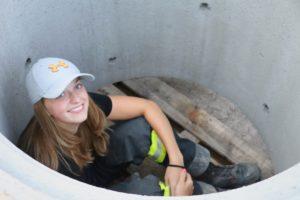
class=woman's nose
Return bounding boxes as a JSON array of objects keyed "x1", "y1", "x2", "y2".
[{"x1": 69, "y1": 92, "x2": 80, "y2": 103}]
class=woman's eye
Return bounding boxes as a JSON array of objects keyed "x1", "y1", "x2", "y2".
[{"x1": 76, "y1": 83, "x2": 83, "y2": 89}]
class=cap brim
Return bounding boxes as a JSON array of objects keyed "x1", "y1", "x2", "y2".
[{"x1": 43, "y1": 73, "x2": 95, "y2": 99}]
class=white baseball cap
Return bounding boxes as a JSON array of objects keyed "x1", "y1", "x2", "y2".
[{"x1": 26, "y1": 57, "x2": 95, "y2": 104}]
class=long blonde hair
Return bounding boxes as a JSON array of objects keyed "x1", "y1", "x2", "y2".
[{"x1": 17, "y1": 96, "x2": 109, "y2": 173}]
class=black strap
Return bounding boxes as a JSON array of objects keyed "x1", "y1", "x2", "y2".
[{"x1": 167, "y1": 164, "x2": 185, "y2": 169}]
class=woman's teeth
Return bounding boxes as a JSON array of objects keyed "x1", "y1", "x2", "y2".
[{"x1": 69, "y1": 104, "x2": 83, "y2": 113}]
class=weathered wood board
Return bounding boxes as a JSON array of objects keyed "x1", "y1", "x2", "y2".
[{"x1": 160, "y1": 77, "x2": 270, "y2": 156}]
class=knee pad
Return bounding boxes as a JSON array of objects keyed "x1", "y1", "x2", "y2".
[{"x1": 187, "y1": 144, "x2": 211, "y2": 177}]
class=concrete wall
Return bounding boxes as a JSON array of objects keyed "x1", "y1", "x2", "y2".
[{"x1": 0, "y1": 0, "x2": 299, "y2": 174}]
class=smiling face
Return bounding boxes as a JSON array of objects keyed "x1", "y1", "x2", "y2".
[{"x1": 43, "y1": 78, "x2": 89, "y2": 132}]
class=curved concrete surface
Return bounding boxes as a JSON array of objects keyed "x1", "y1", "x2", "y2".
[
  {"x1": 0, "y1": 0, "x2": 299, "y2": 199},
  {"x1": 1, "y1": 133, "x2": 300, "y2": 199}
]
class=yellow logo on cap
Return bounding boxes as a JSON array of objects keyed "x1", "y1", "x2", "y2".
[{"x1": 48, "y1": 61, "x2": 69, "y2": 72}]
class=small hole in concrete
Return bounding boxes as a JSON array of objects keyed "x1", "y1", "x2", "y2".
[
  {"x1": 200, "y1": 2, "x2": 210, "y2": 10},
  {"x1": 108, "y1": 57, "x2": 117, "y2": 62},
  {"x1": 263, "y1": 103, "x2": 270, "y2": 113},
  {"x1": 25, "y1": 57, "x2": 31, "y2": 66}
]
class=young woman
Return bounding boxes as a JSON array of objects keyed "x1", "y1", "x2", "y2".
[{"x1": 18, "y1": 57, "x2": 261, "y2": 196}]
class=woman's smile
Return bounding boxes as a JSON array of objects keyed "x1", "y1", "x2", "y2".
[{"x1": 68, "y1": 104, "x2": 84, "y2": 113}]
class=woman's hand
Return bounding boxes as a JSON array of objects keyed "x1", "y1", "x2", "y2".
[
  {"x1": 172, "y1": 169, "x2": 194, "y2": 196},
  {"x1": 165, "y1": 166, "x2": 182, "y2": 195}
]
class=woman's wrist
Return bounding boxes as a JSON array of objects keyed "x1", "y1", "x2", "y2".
[{"x1": 168, "y1": 150, "x2": 184, "y2": 166}]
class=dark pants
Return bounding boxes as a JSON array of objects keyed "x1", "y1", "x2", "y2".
[{"x1": 104, "y1": 116, "x2": 211, "y2": 195}]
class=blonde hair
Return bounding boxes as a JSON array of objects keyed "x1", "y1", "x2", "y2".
[{"x1": 17, "y1": 96, "x2": 109, "y2": 173}]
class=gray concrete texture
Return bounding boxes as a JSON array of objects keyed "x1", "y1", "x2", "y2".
[{"x1": 0, "y1": 0, "x2": 299, "y2": 173}]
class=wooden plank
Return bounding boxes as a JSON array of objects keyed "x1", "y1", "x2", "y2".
[
  {"x1": 178, "y1": 130, "x2": 200, "y2": 144},
  {"x1": 122, "y1": 77, "x2": 273, "y2": 178},
  {"x1": 161, "y1": 77, "x2": 274, "y2": 175},
  {"x1": 160, "y1": 77, "x2": 271, "y2": 158}
]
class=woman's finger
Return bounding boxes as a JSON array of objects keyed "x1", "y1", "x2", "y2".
[
  {"x1": 186, "y1": 173, "x2": 194, "y2": 194},
  {"x1": 186, "y1": 173, "x2": 193, "y2": 185},
  {"x1": 178, "y1": 168, "x2": 187, "y2": 182}
]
